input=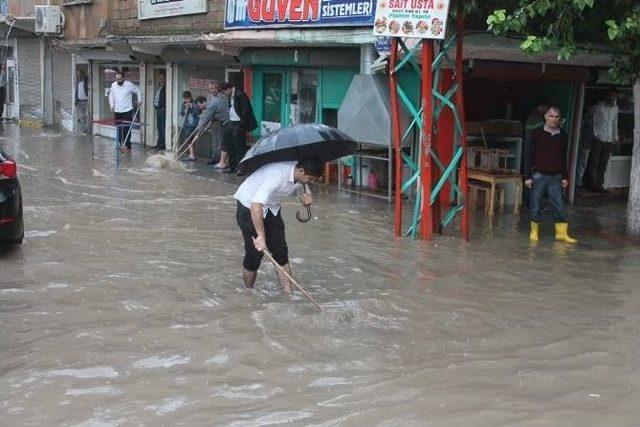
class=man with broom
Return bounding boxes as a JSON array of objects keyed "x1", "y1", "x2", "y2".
[{"x1": 234, "y1": 155, "x2": 324, "y2": 294}]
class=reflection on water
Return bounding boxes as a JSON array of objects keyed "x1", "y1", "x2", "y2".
[{"x1": 1, "y1": 125, "x2": 639, "y2": 426}]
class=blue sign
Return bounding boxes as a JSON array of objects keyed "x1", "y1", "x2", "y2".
[
  {"x1": 374, "y1": 36, "x2": 391, "y2": 55},
  {"x1": 224, "y1": 0, "x2": 375, "y2": 29}
]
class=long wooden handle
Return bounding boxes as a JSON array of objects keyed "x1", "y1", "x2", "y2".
[{"x1": 262, "y1": 249, "x2": 324, "y2": 312}]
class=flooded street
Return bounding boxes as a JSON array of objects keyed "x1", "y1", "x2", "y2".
[{"x1": 1, "y1": 125, "x2": 639, "y2": 426}]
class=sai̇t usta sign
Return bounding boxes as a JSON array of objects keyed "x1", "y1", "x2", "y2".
[
  {"x1": 224, "y1": 0, "x2": 375, "y2": 29},
  {"x1": 373, "y1": 0, "x2": 450, "y2": 39},
  {"x1": 138, "y1": 0, "x2": 208, "y2": 20}
]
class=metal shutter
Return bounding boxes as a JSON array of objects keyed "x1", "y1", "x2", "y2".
[
  {"x1": 17, "y1": 38, "x2": 42, "y2": 120},
  {"x1": 52, "y1": 49, "x2": 73, "y2": 130},
  {"x1": 321, "y1": 68, "x2": 358, "y2": 110}
]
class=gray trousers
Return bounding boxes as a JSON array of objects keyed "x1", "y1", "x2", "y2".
[{"x1": 75, "y1": 100, "x2": 89, "y2": 133}]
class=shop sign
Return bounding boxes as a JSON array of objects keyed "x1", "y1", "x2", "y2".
[
  {"x1": 372, "y1": 0, "x2": 450, "y2": 39},
  {"x1": 187, "y1": 77, "x2": 220, "y2": 92},
  {"x1": 138, "y1": 0, "x2": 208, "y2": 20},
  {"x1": 224, "y1": 0, "x2": 375, "y2": 29},
  {"x1": 374, "y1": 36, "x2": 391, "y2": 54}
]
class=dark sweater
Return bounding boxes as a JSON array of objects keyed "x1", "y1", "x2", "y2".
[{"x1": 528, "y1": 127, "x2": 568, "y2": 179}]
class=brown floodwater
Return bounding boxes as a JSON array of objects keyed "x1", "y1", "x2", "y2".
[{"x1": 1, "y1": 125, "x2": 639, "y2": 426}]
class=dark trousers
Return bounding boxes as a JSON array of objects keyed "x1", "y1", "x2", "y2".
[
  {"x1": 114, "y1": 110, "x2": 134, "y2": 148},
  {"x1": 530, "y1": 172, "x2": 567, "y2": 223},
  {"x1": 236, "y1": 201, "x2": 288, "y2": 272},
  {"x1": 222, "y1": 121, "x2": 247, "y2": 166},
  {"x1": 587, "y1": 139, "x2": 612, "y2": 190},
  {"x1": 0, "y1": 86, "x2": 6, "y2": 119},
  {"x1": 155, "y1": 108, "x2": 166, "y2": 149}
]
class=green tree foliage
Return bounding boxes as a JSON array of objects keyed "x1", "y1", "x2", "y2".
[{"x1": 485, "y1": 0, "x2": 637, "y2": 78}]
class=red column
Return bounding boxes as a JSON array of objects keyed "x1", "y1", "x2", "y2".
[
  {"x1": 420, "y1": 41, "x2": 434, "y2": 240},
  {"x1": 433, "y1": 68, "x2": 456, "y2": 232},
  {"x1": 243, "y1": 66, "x2": 253, "y2": 99},
  {"x1": 389, "y1": 38, "x2": 404, "y2": 238}
]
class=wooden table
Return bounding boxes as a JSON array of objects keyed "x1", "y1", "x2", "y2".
[{"x1": 467, "y1": 168, "x2": 523, "y2": 216}]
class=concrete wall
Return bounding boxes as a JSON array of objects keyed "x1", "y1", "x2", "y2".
[
  {"x1": 108, "y1": 0, "x2": 223, "y2": 36},
  {"x1": 8, "y1": 0, "x2": 46, "y2": 17}
]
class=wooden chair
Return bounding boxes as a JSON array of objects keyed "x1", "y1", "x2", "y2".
[{"x1": 468, "y1": 180, "x2": 505, "y2": 215}]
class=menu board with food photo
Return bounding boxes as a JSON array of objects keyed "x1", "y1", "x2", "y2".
[{"x1": 373, "y1": 0, "x2": 450, "y2": 39}]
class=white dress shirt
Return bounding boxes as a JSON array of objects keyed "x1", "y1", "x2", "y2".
[
  {"x1": 76, "y1": 81, "x2": 88, "y2": 101},
  {"x1": 593, "y1": 101, "x2": 619, "y2": 143},
  {"x1": 229, "y1": 97, "x2": 241, "y2": 122},
  {"x1": 234, "y1": 161, "x2": 302, "y2": 217},
  {"x1": 109, "y1": 80, "x2": 142, "y2": 113}
]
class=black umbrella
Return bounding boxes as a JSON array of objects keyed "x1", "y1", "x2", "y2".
[{"x1": 237, "y1": 123, "x2": 359, "y2": 222}]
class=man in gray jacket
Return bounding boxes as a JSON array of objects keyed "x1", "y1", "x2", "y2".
[{"x1": 194, "y1": 86, "x2": 231, "y2": 167}]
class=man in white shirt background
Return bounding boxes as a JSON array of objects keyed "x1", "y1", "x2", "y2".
[
  {"x1": 108, "y1": 70, "x2": 142, "y2": 152},
  {"x1": 75, "y1": 69, "x2": 89, "y2": 133},
  {"x1": 588, "y1": 87, "x2": 619, "y2": 193},
  {"x1": 234, "y1": 155, "x2": 323, "y2": 294}
]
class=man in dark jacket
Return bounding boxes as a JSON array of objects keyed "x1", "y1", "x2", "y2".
[
  {"x1": 214, "y1": 82, "x2": 258, "y2": 171},
  {"x1": 525, "y1": 105, "x2": 577, "y2": 243},
  {"x1": 152, "y1": 73, "x2": 166, "y2": 150}
]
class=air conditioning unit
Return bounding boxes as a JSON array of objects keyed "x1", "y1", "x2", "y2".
[{"x1": 35, "y1": 6, "x2": 65, "y2": 34}]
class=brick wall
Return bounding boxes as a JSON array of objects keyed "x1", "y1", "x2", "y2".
[{"x1": 109, "y1": 0, "x2": 224, "y2": 36}]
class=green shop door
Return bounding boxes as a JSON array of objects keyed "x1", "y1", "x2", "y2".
[
  {"x1": 253, "y1": 67, "x2": 356, "y2": 135},
  {"x1": 253, "y1": 68, "x2": 293, "y2": 135}
]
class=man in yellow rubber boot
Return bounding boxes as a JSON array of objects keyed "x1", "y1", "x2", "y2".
[{"x1": 524, "y1": 105, "x2": 577, "y2": 243}]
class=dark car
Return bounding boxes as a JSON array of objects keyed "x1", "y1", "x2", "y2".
[{"x1": 0, "y1": 148, "x2": 23, "y2": 245}]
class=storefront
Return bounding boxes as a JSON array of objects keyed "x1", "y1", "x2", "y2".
[
  {"x1": 172, "y1": 62, "x2": 227, "y2": 157},
  {"x1": 90, "y1": 60, "x2": 145, "y2": 144},
  {"x1": 223, "y1": 0, "x2": 374, "y2": 136}
]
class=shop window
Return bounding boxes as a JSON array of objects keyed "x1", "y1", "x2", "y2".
[
  {"x1": 293, "y1": 70, "x2": 318, "y2": 124},
  {"x1": 262, "y1": 73, "x2": 282, "y2": 123},
  {"x1": 99, "y1": 65, "x2": 140, "y2": 121}
]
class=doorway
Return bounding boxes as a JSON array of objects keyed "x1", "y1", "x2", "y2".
[
  {"x1": 147, "y1": 66, "x2": 167, "y2": 148},
  {"x1": 74, "y1": 63, "x2": 90, "y2": 133}
]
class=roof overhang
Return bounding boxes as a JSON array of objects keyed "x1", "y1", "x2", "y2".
[
  {"x1": 0, "y1": 15, "x2": 37, "y2": 38},
  {"x1": 202, "y1": 28, "x2": 374, "y2": 55},
  {"x1": 201, "y1": 29, "x2": 614, "y2": 69}
]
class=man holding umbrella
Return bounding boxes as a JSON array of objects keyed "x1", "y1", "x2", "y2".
[
  {"x1": 234, "y1": 155, "x2": 323, "y2": 293},
  {"x1": 233, "y1": 123, "x2": 357, "y2": 295}
]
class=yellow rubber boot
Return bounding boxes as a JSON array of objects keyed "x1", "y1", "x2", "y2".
[
  {"x1": 530, "y1": 221, "x2": 539, "y2": 242},
  {"x1": 555, "y1": 223, "x2": 577, "y2": 243}
]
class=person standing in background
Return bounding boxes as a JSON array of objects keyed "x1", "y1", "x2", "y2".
[
  {"x1": 588, "y1": 88, "x2": 619, "y2": 193},
  {"x1": 0, "y1": 64, "x2": 7, "y2": 121},
  {"x1": 230, "y1": 84, "x2": 258, "y2": 169},
  {"x1": 109, "y1": 70, "x2": 142, "y2": 153},
  {"x1": 179, "y1": 91, "x2": 200, "y2": 161},
  {"x1": 525, "y1": 105, "x2": 577, "y2": 244},
  {"x1": 75, "y1": 69, "x2": 90, "y2": 133},
  {"x1": 213, "y1": 82, "x2": 258, "y2": 172},
  {"x1": 152, "y1": 73, "x2": 166, "y2": 150}
]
